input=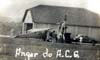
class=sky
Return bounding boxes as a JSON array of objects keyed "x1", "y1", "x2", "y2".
[{"x1": 0, "y1": 0, "x2": 100, "y2": 22}]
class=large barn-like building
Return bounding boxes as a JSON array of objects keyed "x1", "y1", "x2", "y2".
[{"x1": 22, "y1": 5, "x2": 100, "y2": 40}]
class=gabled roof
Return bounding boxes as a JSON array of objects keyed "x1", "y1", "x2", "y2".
[
  {"x1": 22, "y1": 5, "x2": 67, "y2": 24},
  {"x1": 22, "y1": 5, "x2": 99, "y2": 27},
  {"x1": 22, "y1": 9, "x2": 34, "y2": 23}
]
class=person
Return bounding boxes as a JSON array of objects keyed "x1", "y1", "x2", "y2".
[
  {"x1": 42, "y1": 30, "x2": 48, "y2": 41},
  {"x1": 74, "y1": 34, "x2": 83, "y2": 44},
  {"x1": 50, "y1": 31, "x2": 57, "y2": 43},
  {"x1": 46, "y1": 30, "x2": 51, "y2": 42}
]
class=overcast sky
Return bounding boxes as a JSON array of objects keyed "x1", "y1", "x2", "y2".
[{"x1": 0, "y1": 0, "x2": 100, "y2": 22}]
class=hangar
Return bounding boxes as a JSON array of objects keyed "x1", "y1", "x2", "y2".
[{"x1": 22, "y1": 5, "x2": 100, "y2": 41}]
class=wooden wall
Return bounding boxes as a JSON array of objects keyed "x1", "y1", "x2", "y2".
[
  {"x1": 33, "y1": 23, "x2": 100, "y2": 41},
  {"x1": 67, "y1": 26, "x2": 100, "y2": 41},
  {"x1": 30, "y1": 5, "x2": 100, "y2": 41}
]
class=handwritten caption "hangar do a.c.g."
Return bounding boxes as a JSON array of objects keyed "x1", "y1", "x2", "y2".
[{"x1": 15, "y1": 48, "x2": 80, "y2": 60}]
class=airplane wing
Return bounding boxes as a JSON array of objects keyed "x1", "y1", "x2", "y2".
[
  {"x1": 0, "y1": 34, "x2": 16, "y2": 38},
  {"x1": 28, "y1": 28, "x2": 50, "y2": 32},
  {"x1": 15, "y1": 28, "x2": 51, "y2": 39}
]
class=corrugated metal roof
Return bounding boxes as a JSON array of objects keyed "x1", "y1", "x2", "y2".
[{"x1": 22, "y1": 5, "x2": 99, "y2": 27}]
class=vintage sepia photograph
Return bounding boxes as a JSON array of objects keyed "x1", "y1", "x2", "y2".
[{"x1": 0, "y1": 0, "x2": 100, "y2": 60}]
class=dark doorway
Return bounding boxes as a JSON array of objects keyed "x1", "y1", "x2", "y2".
[{"x1": 26, "y1": 23, "x2": 33, "y2": 31}]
